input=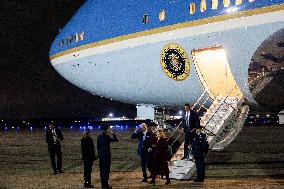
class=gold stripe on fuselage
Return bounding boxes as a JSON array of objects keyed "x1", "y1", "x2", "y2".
[{"x1": 50, "y1": 3, "x2": 284, "y2": 61}]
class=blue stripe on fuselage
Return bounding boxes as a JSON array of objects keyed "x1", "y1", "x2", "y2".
[{"x1": 49, "y1": 0, "x2": 284, "y2": 56}]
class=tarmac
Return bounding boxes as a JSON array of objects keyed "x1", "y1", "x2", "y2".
[{"x1": 0, "y1": 125, "x2": 283, "y2": 188}]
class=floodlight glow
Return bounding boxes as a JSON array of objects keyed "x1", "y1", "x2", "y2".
[{"x1": 226, "y1": 7, "x2": 239, "y2": 13}]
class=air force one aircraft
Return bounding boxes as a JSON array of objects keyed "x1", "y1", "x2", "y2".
[{"x1": 49, "y1": 0, "x2": 284, "y2": 117}]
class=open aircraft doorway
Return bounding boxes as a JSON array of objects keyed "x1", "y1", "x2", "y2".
[{"x1": 192, "y1": 46, "x2": 242, "y2": 100}]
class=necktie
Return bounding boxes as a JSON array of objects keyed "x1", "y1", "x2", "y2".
[
  {"x1": 52, "y1": 129, "x2": 57, "y2": 144},
  {"x1": 186, "y1": 113, "x2": 189, "y2": 127}
]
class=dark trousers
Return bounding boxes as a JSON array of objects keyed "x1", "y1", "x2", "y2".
[
  {"x1": 49, "y1": 144, "x2": 62, "y2": 172},
  {"x1": 184, "y1": 130, "x2": 194, "y2": 158},
  {"x1": 99, "y1": 160, "x2": 110, "y2": 188},
  {"x1": 147, "y1": 152, "x2": 154, "y2": 176},
  {"x1": 140, "y1": 153, "x2": 148, "y2": 179},
  {"x1": 84, "y1": 160, "x2": 93, "y2": 183},
  {"x1": 195, "y1": 156, "x2": 205, "y2": 181}
]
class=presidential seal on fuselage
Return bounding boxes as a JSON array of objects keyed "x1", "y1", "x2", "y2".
[{"x1": 160, "y1": 43, "x2": 190, "y2": 81}]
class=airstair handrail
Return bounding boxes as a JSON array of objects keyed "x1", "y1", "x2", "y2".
[
  {"x1": 167, "y1": 73, "x2": 216, "y2": 146},
  {"x1": 192, "y1": 73, "x2": 216, "y2": 110}
]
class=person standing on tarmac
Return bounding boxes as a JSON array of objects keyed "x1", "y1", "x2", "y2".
[
  {"x1": 97, "y1": 126, "x2": 118, "y2": 189},
  {"x1": 191, "y1": 126, "x2": 209, "y2": 182},
  {"x1": 131, "y1": 123, "x2": 152, "y2": 182},
  {"x1": 46, "y1": 123, "x2": 64, "y2": 174},
  {"x1": 81, "y1": 129, "x2": 97, "y2": 188}
]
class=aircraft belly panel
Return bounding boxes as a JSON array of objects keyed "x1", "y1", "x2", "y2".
[{"x1": 52, "y1": 21, "x2": 284, "y2": 107}]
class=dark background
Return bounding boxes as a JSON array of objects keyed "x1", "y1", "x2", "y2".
[{"x1": 0, "y1": 0, "x2": 136, "y2": 119}]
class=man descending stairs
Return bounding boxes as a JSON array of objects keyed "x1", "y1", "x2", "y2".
[{"x1": 169, "y1": 95, "x2": 248, "y2": 180}]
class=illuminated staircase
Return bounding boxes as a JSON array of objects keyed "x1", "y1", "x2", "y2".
[{"x1": 169, "y1": 95, "x2": 248, "y2": 180}]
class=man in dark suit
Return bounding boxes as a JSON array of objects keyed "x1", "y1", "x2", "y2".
[
  {"x1": 180, "y1": 103, "x2": 200, "y2": 160},
  {"x1": 131, "y1": 123, "x2": 152, "y2": 182},
  {"x1": 97, "y1": 126, "x2": 118, "y2": 189},
  {"x1": 192, "y1": 126, "x2": 209, "y2": 182},
  {"x1": 46, "y1": 123, "x2": 64, "y2": 174}
]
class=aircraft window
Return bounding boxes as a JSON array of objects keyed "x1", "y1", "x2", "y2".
[
  {"x1": 58, "y1": 41, "x2": 62, "y2": 48},
  {"x1": 143, "y1": 14, "x2": 149, "y2": 24},
  {"x1": 75, "y1": 33, "x2": 79, "y2": 42},
  {"x1": 159, "y1": 10, "x2": 165, "y2": 21},
  {"x1": 189, "y1": 3, "x2": 196, "y2": 14},
  {"x1": 200, "y1": 0, "x2": 206, "y2": 12},
  {"x1": 223, "y1": 0, "x2": 230, "y2": 7},
  {"x1": 235, "y1": 0, "x2": 242, "y2": 5},
  {"x1": 66, "y1": 37, "x2": 69, "y2": 45},
  {"x1": 211, "y1": 0, "x2": 218, "y2": 9},
  {"x1": 69, "y1": 35, "x2": 73, "y2": 43},
  {"x1": 80, "y1": 32, "x2": 84, "y2": 40}
]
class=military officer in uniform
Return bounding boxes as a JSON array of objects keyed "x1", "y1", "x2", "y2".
[
  {"x1": 97, "y1": 126, "x2": 118, "y2": 189},
  {"x1": 191, "y1": 126, "x2": 209, "y2": 182},
  {"x1": 46, "y1": 123, "x2": 64, "y2": 174}
]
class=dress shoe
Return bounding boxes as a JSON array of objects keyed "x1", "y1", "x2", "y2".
[
  {"x1": 194, "y1": 179, "x2": 204, "y2": 182},
  {"x1": 141, "y1": 178, "x2": 147, "y2": 182},
  {"x1": 149, "y1": 180, "x2": 155, "y2": 185},
  {"x1": 53, "y1": 171, "x2": 58, "y2": 175},
  {"x1": 165, "y1": 180, "x2": 171, "y2": 185},
  {"x1": 57, "y1": 170, "x2": 65, "y2": 174},
  {"x1": 84, "y1": 184, "x2": 94, "y2": 188},
  {"x1": 181, "y1": 156, "x2": 188, "y2": 160}
]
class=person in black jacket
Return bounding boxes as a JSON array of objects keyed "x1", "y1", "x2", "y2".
[
  {"x1": 191, "y1": 126, "x2": 209, "y2": 182},
  {"x1": 131, "y1": 123, "x2": 152, "y2": 182},
  {"x1": 97, "y1": 126, "x2": 118, "y2": 189},
  {"x1": 180, "y1": 103, "x2": 200, "y2": 160},
  {"x1": 46, "y1": 123, "x2": 64, "y2": 174},
  {"x1": 81, "y1": 129, "x2": 97, "y2": 188}
]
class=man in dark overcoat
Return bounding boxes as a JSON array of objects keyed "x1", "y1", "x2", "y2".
[
  {"x1": 131, "y1": 123, "x2": 152, "y2": 182},
  {"x1": 81, "y1": 129, "x2": 97, "y2": 188},
  {"x1": 97, "y1": 126, "x2": 118, "y2": 189}
]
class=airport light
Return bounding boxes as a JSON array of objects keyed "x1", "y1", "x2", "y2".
[
  {"x1": 108, "y1": 113, "x2": 113, "y2": 118},
  {"x1": 179, "y1": 110, "x2": 183, "y2": 115}
]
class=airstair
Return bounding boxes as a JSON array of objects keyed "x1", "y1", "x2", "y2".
[{"x1": 168, "y1": 85, "x2": 249, "y2": 180}]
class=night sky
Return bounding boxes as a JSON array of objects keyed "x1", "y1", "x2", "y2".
[{"x1": 1, "y1": 1, "x2": 136, "y2": 119}]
